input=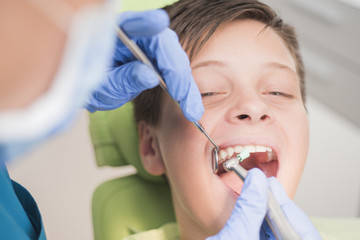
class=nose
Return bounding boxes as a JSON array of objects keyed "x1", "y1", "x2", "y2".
[
  {"x1": 237, "y1": 113, "x2": 268, "y2": 121},
  {"x1": 228, "y1": 90, "x2": 271, "y2": 124}
]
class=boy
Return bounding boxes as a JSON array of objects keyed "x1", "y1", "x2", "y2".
[{"x1": 132, "y1": 0, "x2": 318, "y2": 239}]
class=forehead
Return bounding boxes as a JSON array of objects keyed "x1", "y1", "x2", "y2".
[{"x1": 191, "y1": 20, "x2": 296, "y2": 74}]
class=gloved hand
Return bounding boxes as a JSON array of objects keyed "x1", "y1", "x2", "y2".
[
  {"x1": 86, "y1": 9, "x2": 204, "y2": 122},
  {"x1": 206, "y1": 168, "x2": 322, "y2": 240},
  {"x1": 265, "y1": 177, "x2": 322, "y2": 240}
]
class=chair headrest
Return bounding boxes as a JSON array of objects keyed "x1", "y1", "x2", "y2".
[{"x1": 89, "y1": 102, "x2": 166, "y2": 183}]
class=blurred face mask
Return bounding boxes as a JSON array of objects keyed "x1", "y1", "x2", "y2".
[{"x1": 0, "y1": 0, "x2": 117, "y2": 162}]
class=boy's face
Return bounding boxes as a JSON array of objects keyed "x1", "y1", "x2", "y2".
[{"x1": 139, "y1": 20, "x2": 309, "y2": 238}]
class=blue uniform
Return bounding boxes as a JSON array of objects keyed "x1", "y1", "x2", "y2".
[{"x1": 0, "y1": 162, "x2": 46, "y2": 239}]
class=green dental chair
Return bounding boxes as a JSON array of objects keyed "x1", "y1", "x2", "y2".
[
  {"x1": 87, "y1": 1, "x2": 180, "y2": 239},
  {"x1": 89, "y1": 102, "x2": 175, "y2": 240}
]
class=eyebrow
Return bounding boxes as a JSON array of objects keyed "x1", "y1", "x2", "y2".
[
  {"x1": 191, "y1": 60, "x2": 225, "y2": 70},
  {"x1": 263, "y1": 62, "x2": 297, "y2": 75},
  {"x1": 192, "y1": 60, "x2": 297, "y2": 76}
]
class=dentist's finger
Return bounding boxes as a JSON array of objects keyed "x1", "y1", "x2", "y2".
[
  {"x1": 267, "y1": 177, "x2": 321, "y2": 240},
  {"x1": 207, "y1": 168, "x2": 268, "y2": 239},
  {"x1": 136, "y1": 28, "x2": 204, "y2": 121},
  {"x1": 86, "y1": 61, "x2": 158, "y2": 112},
  {"x1": 112, "y1": 10, "x2": 170, "y2": 65},
  {"x1": 117, "y1": 9, "x2": 169, "y2": 37}
]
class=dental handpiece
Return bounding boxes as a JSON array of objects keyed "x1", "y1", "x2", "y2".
[
  {"x1": 116, "y1": 27, "x2": 219, "y2": 152},
  {"x1": 223, "y1": 152, "x2": 301, "y2": 240}
]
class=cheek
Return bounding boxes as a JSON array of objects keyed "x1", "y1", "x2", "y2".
[
  {"x1": 289, "y1": 108, "x2": 309, "y2": 160},
  {"x1": 158, "y1": 101, "x2": 197, "y2": 152},
  {"x1": 278, "y1": 106, "x2": 309, "y2": 197},
  {"x1": 157, "y1": 99, "x2": 208, "y2": 174},
  {"x1": 281, "y1": 104, "x2": 309, "y2": 157},
  {"x1": 156, "y1": 99, "x2": 232, "y2": 230}
]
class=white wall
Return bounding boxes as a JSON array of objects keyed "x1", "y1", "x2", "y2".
[
  {"x1": 266, "y1": 0, "x2": 360, "y2": 218},
  {"x1": 295, "y1": 96, "x2": 360, "y2": 218}
]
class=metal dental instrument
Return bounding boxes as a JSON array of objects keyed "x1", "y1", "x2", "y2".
[
  {"x1": 223, "y1": 152, "x2": 301, "y2": 240},
  {"x1": 116, "y1": 27, "x2": 219, "y2": 154}
]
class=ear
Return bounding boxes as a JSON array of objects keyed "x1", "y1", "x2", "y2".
[{"x1": 137, "y1": 121, "x2": 165, "y2": 176}]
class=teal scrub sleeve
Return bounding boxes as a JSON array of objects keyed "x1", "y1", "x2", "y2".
[{"x1": 0, "y1": 164, "x2": 45, "y2": 240}]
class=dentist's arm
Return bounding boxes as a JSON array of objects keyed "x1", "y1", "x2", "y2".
[
  {"x1": 85, "y1": 10, "x2": 204, "y2": 122},
  {"x1": 207, "y1": 169, "x2": 322, "y2": 240}
]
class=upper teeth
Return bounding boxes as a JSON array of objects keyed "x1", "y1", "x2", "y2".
[{"x1": 219, "y1": 145, "x2": 272, "y2": 160}]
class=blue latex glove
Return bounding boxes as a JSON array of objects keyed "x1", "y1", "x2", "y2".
[
  {"x1": 86, "y1": 10, "x2": 204, "y2": 122},
  {"x1": 266, "y1": 177, "x2": 322, "y2": 240},
  {"x1": 207, "y1": 169, "x2": 321, "y2": 240}
]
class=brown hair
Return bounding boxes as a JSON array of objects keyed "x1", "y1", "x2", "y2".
[{"x1": 134, "y1": 0, "x2": 305, "y2": 125}]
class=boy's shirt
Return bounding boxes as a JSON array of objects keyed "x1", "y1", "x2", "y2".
[{"x1": 123, "y1": 222, "x2": 179, "y2": 240}]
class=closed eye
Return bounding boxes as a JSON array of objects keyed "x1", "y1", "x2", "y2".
[
  {"x1": 201, "y1": 92, "x2": 218, "y2": 98},
  {"x1": 200, "y1": 91, "x2": 227, "y2": 106},
  {"x1": 268, "y1": 91, "x2": 293, "y2": 98}
]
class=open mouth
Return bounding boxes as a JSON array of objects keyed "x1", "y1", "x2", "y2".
[{"x1": 215, "y1": 145, "x2": 279, "y2": 178}]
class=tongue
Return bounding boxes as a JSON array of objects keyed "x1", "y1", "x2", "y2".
[
  {"x1": 217, "y1": 152, "x2": 278, "y2": 194},
  {"x1": 239, "y1": 152, "x2": 278, "y2": 177},
  {"x1": 219, "y1": 171, "x2": 244, "y2": 195}
]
